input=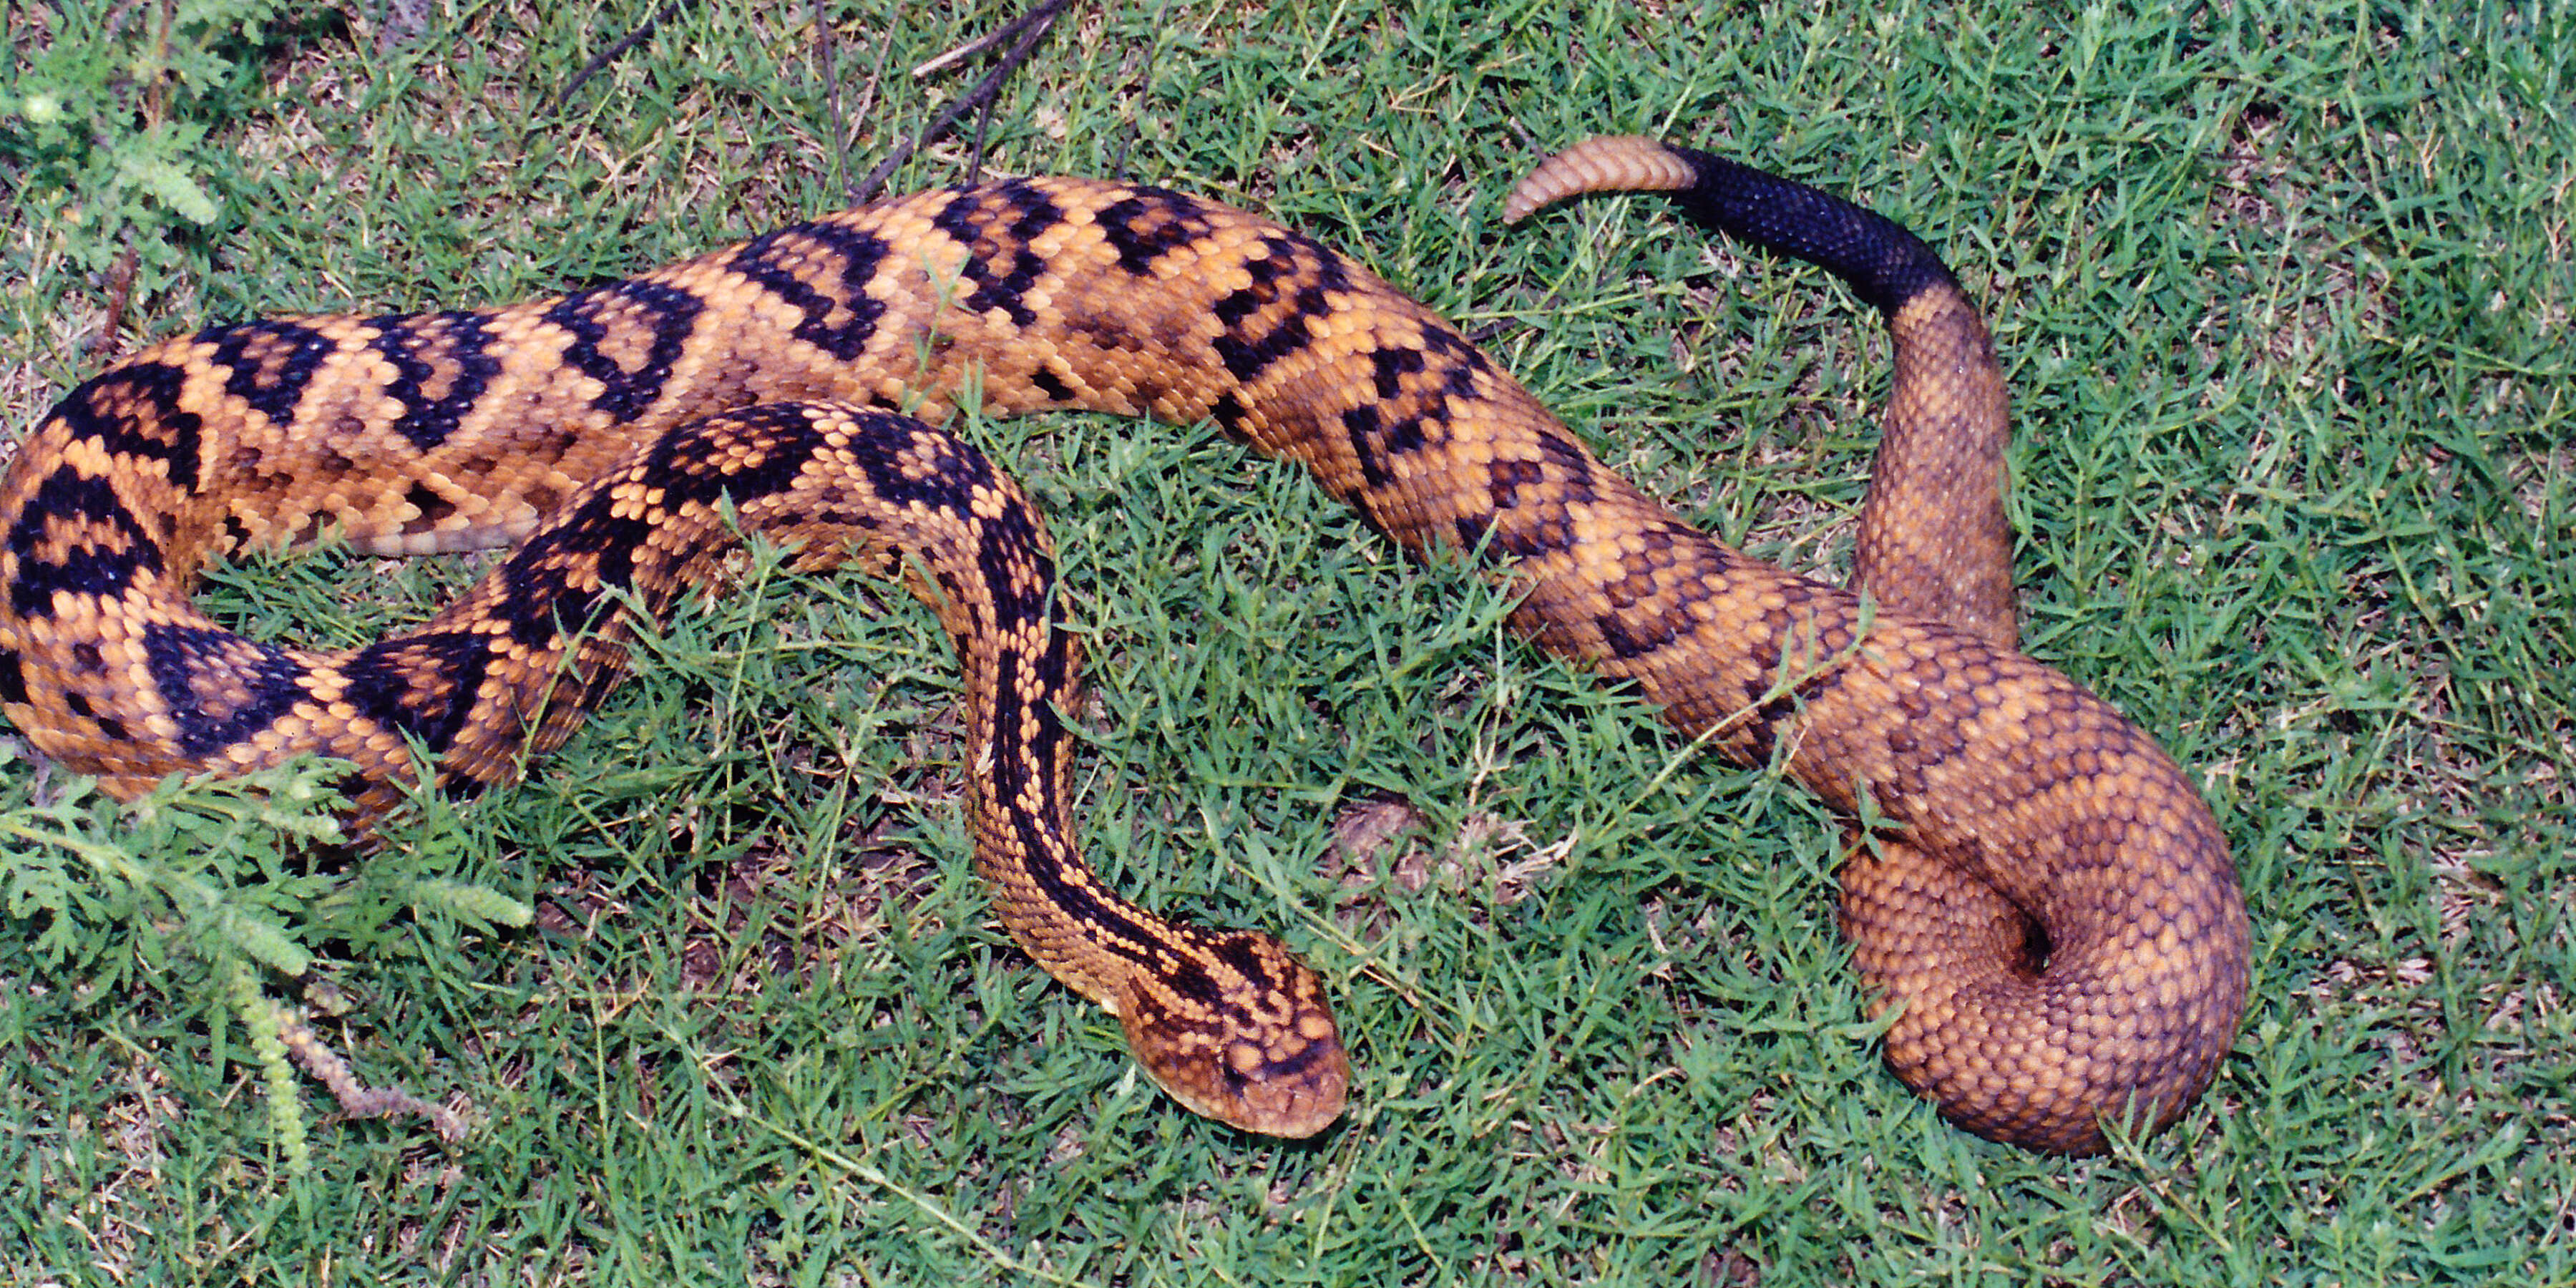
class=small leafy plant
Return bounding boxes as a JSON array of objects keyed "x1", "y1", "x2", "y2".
[
  {"x1": 2, "y1": 754, "x2": 525, "y2": 1173},
  {"x1": 3, "y1": 0, "x2": 296, "y2": 298}
]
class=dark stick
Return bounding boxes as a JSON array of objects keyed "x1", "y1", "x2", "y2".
[
  {"x1": 554, "y1": 0, "x2": 705, "y2": 110},
  {"x1": 813, "y1": 0, "x2": 848, "y2": 189},
  {"x1": 1108, "y1": 0, "x2": 1172, "y2": 180},
  {"x1": 848, "y1": 0, "x2": 1070, "y2": 204}
]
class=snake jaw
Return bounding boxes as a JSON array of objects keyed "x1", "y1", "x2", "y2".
[{"x1": 1112, "y1": 930, "x2": 1350, "y2": 1138}]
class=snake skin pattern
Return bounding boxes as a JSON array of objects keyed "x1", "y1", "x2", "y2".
[{"x1": 0, "y1": 138, "x2": 2248, "y2": 1153}]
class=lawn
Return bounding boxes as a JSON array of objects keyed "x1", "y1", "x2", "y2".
[{"x1": 2, "y1": 0, "x2": 2569, "y2": 1283}]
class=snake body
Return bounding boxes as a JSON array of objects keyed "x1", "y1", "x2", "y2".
[{"x1": 0, "y1": 138, "x2": 2247, "y2": 1154}]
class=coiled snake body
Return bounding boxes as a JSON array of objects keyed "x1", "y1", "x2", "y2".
[{"x1": 0, "y1": 137, "x2": 2247, "y2": 1154}]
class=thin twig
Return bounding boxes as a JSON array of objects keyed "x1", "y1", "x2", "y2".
[
  {"x1": 966, "y1": 66, "x2": 1003, "y2": 179},
  {"x1": 849, "y1": 0, "x2": 1070, "y2": 203},
  {"x1": 1108, "y1": 0, "x2": 1174, "y2": 180},
  {"x1": 907, "y1": 0, "x2": 1063, "y2": 79},
  {"x1": 95, "y1": 0, "x2": 181, "y2": 354},
  {"x1": 91, "y1": 245, "x2": 138, "y2": 358},
  {"x1": 554, "y1": 0, "x2": 705, "y2": 110},
  {"x1": 840, "y1": 17, "x2": 902, "y2": 185},
  {"x1": 275, "y1": 1004, "x2": 472, "y2": 1144},
  {"x1": 813, "y1": 0, "x2": 847, "y2": 190}
]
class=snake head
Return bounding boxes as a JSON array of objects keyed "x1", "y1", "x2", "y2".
[{"x1": 1111, "y1": 928, "x2": 1350, "y2": 1138}]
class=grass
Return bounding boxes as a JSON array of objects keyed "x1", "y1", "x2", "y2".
[{"x1": 3, "y1": 0, "x2": 2571, "y2": 1282}]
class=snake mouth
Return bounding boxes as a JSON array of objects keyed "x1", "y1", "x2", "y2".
[{"x1": 1133, "y1": 1028, "x2": 1350, "y2": 1140}]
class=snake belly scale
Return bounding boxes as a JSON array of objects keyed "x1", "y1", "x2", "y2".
[{"x1": 0, "y1": 139, "x2": 2248, "y2": 1155}]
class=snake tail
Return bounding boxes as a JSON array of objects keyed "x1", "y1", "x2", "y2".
[{"x1": 1506, "y1": 136, "x2": 2249, "y2": 1154}]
